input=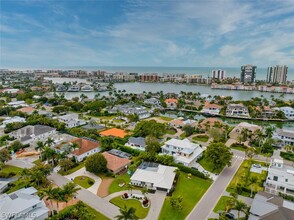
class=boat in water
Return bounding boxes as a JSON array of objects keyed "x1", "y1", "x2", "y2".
[
  {"x1": 81, "y1": 85, "x2": 94, "y2": 92},
  {"x1": 67, "y1": 85, "x2": 80, "y2": 92}
]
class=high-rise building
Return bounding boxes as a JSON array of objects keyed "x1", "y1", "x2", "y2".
[
  {"x1": 211, "y1": 69, "x2": 226, "y2": 80},
  {"x1": 266, "y1": 65, "x2": 288, "y2": 84},
  {"x1": 240, "y1": 65, "x2": 256, "y2": 83}
]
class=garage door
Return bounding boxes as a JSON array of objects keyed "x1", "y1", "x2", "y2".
[{"x1": 156, "y1": 187, "x2": 168, "y2": 192}]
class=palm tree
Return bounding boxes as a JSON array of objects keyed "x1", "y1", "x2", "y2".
[
  {"x1": 141, "y1": 187, "x2": 148, "y2": 199},
  {"x1": 38, "y1": 184, "x2": 55, "y2": 216},
  {"x1": 52, "y1": 187, "x2": 64, "y2": 213},
  {"x1": 248, "y1": 176, "x2": 258, "y2": 197},
  {"x1": 127, "y1": 184, "x2": 134, "y2": 195},
  {"x1": 234, "y1": 199, "x2": 248, "y2": 219},
  {"x1": 62, "y1": 182, "x2": 81, "y2": 207},
  {"x1": 115, "y1": 205, "x2": 138, "y2": 220},
  {"x1": 46, "y1": 137, "x2": 54, "y2": 148},
  {"x1": 35, "y1": 141, "x2": 45, "y2": 160}
]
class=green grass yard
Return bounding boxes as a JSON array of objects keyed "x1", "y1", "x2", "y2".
[
  {"x1": 159, "y1": 116, "x2": 174, "y2": 121},
  {"x1": 158, "y1": 172, "x2": 212, "y2": 220},
  {"x1": 226, "y1": 160, "x2": 268, "y2": 197},
  {"x1": 110, "y1": 196, "x2": 149, "y2": 219},
  {"x1": 213, "y1": 196, "x2": 231, "y2": 213},
  {"x1": 198, "y1": 156, "x2": 223, "y2": 174},
  {"x1": 0, "y1": 165, "x2": 23, "y2": 176},
  {"x1": 192, "y1": 135, "x2": 209, "y2": 143},
  {"x1": 108, "y1": 173, "x2": 131, "y2": 194},
  {"x1": 58, "y1": 162, "x2": 85, "y2": 176},
  {"x1": 73, "y1": 176, "x2": 94, "y2": 189}
]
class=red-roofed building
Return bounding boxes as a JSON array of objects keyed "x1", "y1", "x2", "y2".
[
  {"x1": 70, "y1": 138, "x2": 101, "y2": 162},
  {"x1": 199, "y1": 118, "x2": 223, "y2": 129},
  {"x1": 16, "y1": 107, "x2": 36, "y2": 114},
  {"x1": 102, "y1": 152, "x2": 131, "y2": 174},
  {"x1": 165, "y1": 98, "x2": 178, "y2": 109}
]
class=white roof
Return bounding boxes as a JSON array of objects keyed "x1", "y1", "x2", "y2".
[
  {"x1": 164, "y1": 138, "x2": 200, "y2": 153},
  {"x1": 0, "y1": 187, "x2": 48, "y2": 218},
  {"x1": 237, "y1": 122, "x2": 261, "y2": 129},
  {"x1": 131, "y1": 164, "x2": 176, "y2": 190}
]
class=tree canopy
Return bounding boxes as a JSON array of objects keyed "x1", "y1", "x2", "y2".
[
  {"x1": 85, "y1": 153, "x2": 107, "y2": 174},
  {"x1": 134, "y1": 120, "x2": 166, "y2": 138}
]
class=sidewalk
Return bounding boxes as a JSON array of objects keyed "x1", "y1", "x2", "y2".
[{"x1": 65, "y1": 167, "x2": 102, "y2": 194}]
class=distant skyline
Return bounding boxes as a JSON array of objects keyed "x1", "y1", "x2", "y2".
[{"x1": 1, "y1": 0, "x2": 294, "y2": 68}]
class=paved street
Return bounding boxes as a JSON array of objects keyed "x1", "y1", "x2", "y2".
[
  {"x1": 186, "y1": 156, "x2": 244, "y2": 220},
  {"x1": 49, "y1": 172, "x2": 120, "y2": 219}
]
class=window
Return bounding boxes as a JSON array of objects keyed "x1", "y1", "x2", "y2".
[
  {"x1": 32, "y1": 204, "x2": 37, "y2": 208},
  {"x1": 286, "y1": 179, "x2": 288, "y2": 182},
  {"x1": 273, "y1": 176, "x2": 278, "y2": 181}
]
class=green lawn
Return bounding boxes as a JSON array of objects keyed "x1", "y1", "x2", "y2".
[
  {"x1": 73, "y1": 176, "x2": 94, "y2": 189},
  {"x1": 108, "y1": 173, "x2": 131, "y2": 194},
  {"x1": 179, "y1": 132, "x2": 186, "y2": 139},
  {"x1": 198, "y1": 156, "x2": 223, "y2": 174},
  {"x1": 52, "y1": 202, "x2": 109, "y2": 220},
  {"x1": 113, "y1": 119, "x2": 125, "y2": 123},
  {"x1": 159, "y1": 172, "x2": 212, "y2": 220},
  {"x1": 159, "y1": 116, "x2": 174, "y2": 121},
  {"x1": 110, "y1": 196, "x2": 149, "y2": 219},
  {"x1": 192, "y1": 135, "x2": 209, "y2": 142},
  {"x1": 231, "y1": 146, "x2": 247, "y2": 152},
  {"x1": 1, "y1": 165, "x2": 23, "y2": 176},
  {"x1": 166, "y1": 128, "x2": 177, "y2": 135},
  {"x1": 58, "y1": 162, "x2": 85, "y2": 176},
  {"x1": 213, "y1": 196, "x2": 231, "y2": 213},
  {"x1": 226, "y1": 160, "x2": 268, "y2": 197}
]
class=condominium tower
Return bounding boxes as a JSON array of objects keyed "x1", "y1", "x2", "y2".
[
  {"x1": 211, "y1": 69, "x2": 226, "y2": 80},
  {"x1": 240, "y1": 65, "x2": 256, "y2": 83},
  {"x1": 266, "y1": 65, "x2": 288, "y2": 84}
]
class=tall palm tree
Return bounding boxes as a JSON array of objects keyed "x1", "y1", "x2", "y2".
[
  {"x1": 35, "y1": 141, "x2": 45, "y2": 160},
  {"x1": 52, "y1": 187, "x2": 63, "y2": 213},
  {"x1": 234, "y1": 199, "x2": 248, "y2": 219},
  {"x1": 46, "y1": 137, "x2": 54, "y2": 148},
  {"x1": 141, "y1": 187, "x2": 148, "y2": 199},
  {"x1": 127, "y1": 184, "x2": 134, "y2": 195},
  {"x1": 248, "y1": 176, "x2": 258, "y2": 197},
  {"x1": 115, "y1": 205, "x2": 138, "y2": 220},
  {"x1": 38, "y1": 184, "x2": 55, "y2": 216},
  {"x1": 62, "y1": 182, "x2": 81, "y2": 207}
]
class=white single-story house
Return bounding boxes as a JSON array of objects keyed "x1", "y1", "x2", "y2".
[
  {"x1": 130, "y1": 162, "x2": 177, "y2": 193},
  {"x1": 0, "y1": 187, "x2": 49, "y2": 220},
  {"x1": 56, "y1": 113, "x2": 86, "y2": 128},
  {"x1": 125, "y1": 137, "x2": 146, "y2": 151},
  {"x1": 70, "y1": 138, "x2": 101, "y2": 162}
]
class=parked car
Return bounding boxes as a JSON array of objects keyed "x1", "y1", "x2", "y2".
[
  {"x1": 252, "y1": 164, "x2": 261, "y2": 168},
  {"x1": 218, "y1": 211, "x2": 235, "y2": 219}
]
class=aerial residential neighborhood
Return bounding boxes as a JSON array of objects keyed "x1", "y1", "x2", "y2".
[
  {"x1": 1, "y1": 1, "x2": 294, "y2": 220},
  {"x1": 0, "y1": 69, "x2": 293, "y2": 220}
]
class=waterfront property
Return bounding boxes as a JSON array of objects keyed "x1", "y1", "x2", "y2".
[
  {"x1": 130, "y1": 162, "x2": 176, "y2": 193},
  {"x1": 226, "y1": 103, "x2": 250, "y2": 117},
  {"x1": 161, "y1": 138, "x2": 203, "y2": 167},
  {"x1": 265, "y1": 157, "x2": 294, "y2": 196},
  {"x1": 108, "y1": 103, "x2": 151, "y2": 119},
  {"x1": 201, "y1": 102, "x2": 222, "y2": 115},
  {"x1": 70, "y1": 137, "x2": 101, "y2": 162},
  {"x1": 273, "y1": 106, "x2": 294, "y2": 119},
  {"x1": 144, "y1": 97, "x2": 161, "y2": 106},
  {"x1": 248, "y1": 191, "x2": 294, "y2": 220},
  {"x1": 273, "y1": 129, "x2": 294, "y2": 147},
  {"x1": 9, "y1": 125, "x2": 56, "y2": 145},
  {"x1": 229, "y1": 122, "x2": 262, "y2": 139},
  {"x1": 0, "y1": 187, "x2": 49, "y2": 220}
]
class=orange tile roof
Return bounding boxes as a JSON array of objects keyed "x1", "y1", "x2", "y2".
[
  {"x1": 99, "y1": 128, "x2": 127, "y2": 138},
  {"x1": 165, "y1": 98, "x2": 178, "y2": 103},
  {"x1": 16, "y1": 107, "x2": 36, "y2": 113},
  {"x1": 71, "y1": 138, "x2": 100, "y2": 156},
  {"x1": 102, "y1": 152, "x2": 131, "y2": 172},
  {"x1": 169, "y1": 119, "x2": 184, "y2": 126}
]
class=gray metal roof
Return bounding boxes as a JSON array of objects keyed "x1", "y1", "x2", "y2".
[{"x1": 128, "y1": 137, "x2": 146, "y2": 147}]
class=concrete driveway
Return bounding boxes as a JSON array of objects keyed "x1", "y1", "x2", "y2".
[
  {"x1": 65, "y1": 167, "x2": 102, "y2": 194},
  {"x1": 49, "y1": 172, "x2": 120, "y2": 219}
]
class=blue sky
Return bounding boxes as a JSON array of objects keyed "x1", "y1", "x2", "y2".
[{"x1": 1, "y1": 0, "x2": 294, "y2": 68}]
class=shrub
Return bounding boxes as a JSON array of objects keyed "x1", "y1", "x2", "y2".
[
  {"x1": 87, "y1": 179, "x2": 94, "y2": 185},
  {"x1": 123, "y1": 193, "x2": 128, "y2": 199}
]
